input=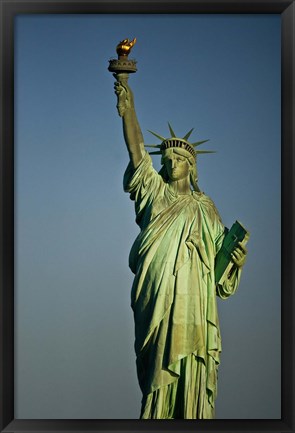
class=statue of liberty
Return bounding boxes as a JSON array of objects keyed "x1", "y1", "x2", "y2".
[{"x1": 109, "y1": 39, "x2": 248, "y2": 419}]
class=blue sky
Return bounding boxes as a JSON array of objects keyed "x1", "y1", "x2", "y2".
[{"x1": 14, "y1": 14, "x2": 281, "y2": 419}]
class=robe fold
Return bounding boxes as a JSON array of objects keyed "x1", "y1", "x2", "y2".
[{"x1": 124, "y1": 152, "x2": 241, "y2": 419}]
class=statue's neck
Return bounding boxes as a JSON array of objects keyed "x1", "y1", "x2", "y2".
[{"x1": 169, "y1": 177, "x2": 191, "y2": 195}]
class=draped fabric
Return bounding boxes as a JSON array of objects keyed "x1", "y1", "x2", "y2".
[{"x1": 124, "y1": 153, "x2": 241, "y2": 419}]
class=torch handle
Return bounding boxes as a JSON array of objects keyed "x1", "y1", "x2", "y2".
[{"x1": 113, "y1": 72, "x2": 130, "y2": 86}]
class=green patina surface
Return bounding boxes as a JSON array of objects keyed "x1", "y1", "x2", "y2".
[{"x1": 108, "y1": 39, "x2": 248, "y2": 419}]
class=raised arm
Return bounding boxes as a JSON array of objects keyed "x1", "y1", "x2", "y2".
[{"x1": 114, "y1": 73, "x2": 145, "y2": 169}]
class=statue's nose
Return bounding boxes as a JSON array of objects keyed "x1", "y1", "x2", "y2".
[{"x1": 171, "y1": 159, "x2": 176, "y2": 168}]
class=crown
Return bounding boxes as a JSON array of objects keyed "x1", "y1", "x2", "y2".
[{"x1": 145, "y1": 123, "x2": 215, "y2": 158}]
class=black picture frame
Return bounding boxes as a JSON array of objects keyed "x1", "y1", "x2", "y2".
[{"x1": 0, "y1": 1, "x2": 294, "y2": 432}]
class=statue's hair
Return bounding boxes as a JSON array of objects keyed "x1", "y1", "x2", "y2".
[
  {"x1": 189, "y1": 163, "x2": 200, "y2": 192},
  {"x1": 159, "y1": 152, "x2": 200, "y2": 192}
]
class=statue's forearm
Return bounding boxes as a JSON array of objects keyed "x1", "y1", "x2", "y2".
[
  {"x1": 122, "y1": 106, "x2": 145, "y2": 169},
  {"x1": 114, "y1": 73, "x2": 145, "y2": 168}
]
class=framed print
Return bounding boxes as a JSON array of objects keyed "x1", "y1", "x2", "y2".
[{"x1": 0, "y1": 1, "x2": 294, "y2": 432}]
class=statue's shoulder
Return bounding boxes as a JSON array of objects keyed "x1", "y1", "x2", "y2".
[
  {"x1": 193, "y1": 191, "x2": 222, "y2": 222},
  {"x1": 193, "y1": 190, "x2": 215, "y2": 206}
]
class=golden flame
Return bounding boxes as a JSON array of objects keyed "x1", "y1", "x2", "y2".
[{"x1": 116, "y1": 38, "x2": 137, "y2": 57}]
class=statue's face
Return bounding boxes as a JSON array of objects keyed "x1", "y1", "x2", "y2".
[{"x1": 163, "y1": 148, "x2": 190, "y2": 181}]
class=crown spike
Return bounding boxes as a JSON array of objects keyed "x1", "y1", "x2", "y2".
[
  {"x1": 144, "y1": 144, "x2": 162, "y2": 148},
  {"x1": 149, "y1": 151, "x2": 162, "y2": 155},
  {"x1": 168, "y1": 122, "x2": 177, "y2": 138},
  {"x1": 191, "y1": 139, "x2": 210, "y2": 147},
  {"x1": 195, "y1": 150, "x2": 216, "y2": 154},
  {"x1": 183, "y1": 128, "x2": 194, "y2": 141},
  {"x1": 147, "y1": 130, "x2": 166, "y2": 141}
]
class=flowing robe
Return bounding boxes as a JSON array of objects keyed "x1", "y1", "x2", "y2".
[{"x1": 124, "y1": 153, "x2": 241, "y2": 419}]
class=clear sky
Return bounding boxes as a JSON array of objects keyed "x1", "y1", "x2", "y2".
[{"x1": 14, "y1": 14, "x2": 281, "y2": 419}]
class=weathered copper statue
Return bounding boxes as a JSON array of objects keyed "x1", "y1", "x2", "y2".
[{"x1": 109, "y1": 39, "x2": 248, "y2": 419}]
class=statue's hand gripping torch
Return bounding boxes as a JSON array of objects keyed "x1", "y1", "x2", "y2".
[{"x1": 108, "y1": 38, "x2": 137, "y2": 117}]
